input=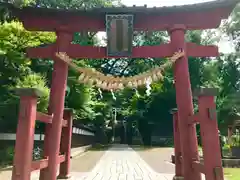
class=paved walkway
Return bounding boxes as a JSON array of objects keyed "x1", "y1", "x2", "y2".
[{"x1": 68, "y1": 144, "x2": 175, "y2": 180}]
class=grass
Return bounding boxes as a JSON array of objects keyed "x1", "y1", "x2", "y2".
[
  {"x1": 130, "y1": 145, "x2": 153, "y2": 150},
  {"x1": 88, "y1": 143, "x2": 110, "y2": 151},
  {"x1": 224, "y1": 168, "x2": 240, "y2": 180},
  {"x1": 198, "y1": 146, "x2": 231, "y2": 157}
]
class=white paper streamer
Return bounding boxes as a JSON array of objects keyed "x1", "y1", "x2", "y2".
[
  {"x1": 98, "y1": 88, "x2": 103, "y2": 99},
  {"x1": 145, "y1": 78, "x2": 152, "y2": 96},
  {"x1": 111, "y1": 89, "x2": 116, "y2": 101}
]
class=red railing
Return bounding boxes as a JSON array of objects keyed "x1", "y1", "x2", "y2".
[
  {"x1": 36, "y1": 112, "x2": 68, "y2": 127},
  {"x1": 31, "y1": 158, "x2": 48, "y2": 171},
  {"x1": 12, "y1": 88, "x2": 73, "y2": 180},
  {"x1": 36, "y1": 112, "x2": 53, "y2": 124},
  {"x1": 171, "y1": 88, "x2": 224, "y2": 180}
]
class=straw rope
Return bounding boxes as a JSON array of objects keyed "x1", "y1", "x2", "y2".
[{"x1": 55, "y1": 50, "x2": 185, "y2": 91}]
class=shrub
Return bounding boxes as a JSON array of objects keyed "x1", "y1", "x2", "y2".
[
  {"x1": 14, "y1": 73, "x2": 50, "y2": 112},
  {"x1": 230, "y1": 129, "x2": 240, "y2": 147},
  {"x1": 0, "y1": 146, "x2": 14, "y2": 167}
]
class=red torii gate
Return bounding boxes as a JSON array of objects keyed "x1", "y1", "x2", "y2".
[{"x1": 7, "y1": 0, "x2": 238, "y2": 180}]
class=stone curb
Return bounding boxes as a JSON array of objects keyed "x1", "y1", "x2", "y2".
[
  {"x1": 70, "y1": 145, "x2": 92, "y2": 158},
  {"x1": 0, "y1": 145, "x2": 93, "y2": 171}
]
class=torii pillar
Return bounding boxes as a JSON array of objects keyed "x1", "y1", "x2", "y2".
[
  {"x1": 169, "y1": 25, "x2": 201, "y2": 180},
  {"x1": 39, "y1": 28, "x2": 72, "y2": 180}
]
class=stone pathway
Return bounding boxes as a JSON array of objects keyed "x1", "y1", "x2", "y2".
[
  {"x1": 69, "y1": 144, "x2": 175, "y2": 180},
  {"x1": 133, "y1": 146, "x2": 175, "y2": 174}
]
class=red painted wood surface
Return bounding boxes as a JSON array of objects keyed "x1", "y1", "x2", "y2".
[
  {"x1": 27, "y1": 43, "x2": 218, "y2": 59},
  {"x1": 58, "y1": 155, "x2": 66, "y2": 163},
  {"x1": 173, "y1": 111, "x2": 183, "y2": 177},
  {"x1": 62, "y1": 120, "x2": 68, "y2": 127},
  {"x1": 170, "y1": 25, "x2": 201, "y2": 180},
  {"x1": 20, "y1": 7, "x2": 233, "y2": 31},
  {"x1": 188, "y1": 114, "x2": 200, "y2": 125},
  {"x1": 198, "y1": 94, "x2": 224, "y2": 180},
  {"x1": 179, "y1": 156, "x2": 183, "y2": 164},
  {"x1": 31, "y1": 155, "x2": 66, "y2": 172},
  {"x1": 36, "y1": 112, "x2": 53, "y2": 124},
  {"x1": 186, "y1": 43, "x2": 219, "y2": 57},
  {"x1": 12, "y1": 96, "x2": 37, "y2": 180},
  {"x1": 31, "y1": 159, "x2": 48, "y2": 171},
  {"x1": 44, "y1": 31, "x2": 72, "y2": 180},
  {"x1": 58, "y1": 109, "x2": 73, "y2": 178},
  {"x1": 36, "y1": 112, "x2": 67, "y2": 127},
  {"x1": 192, "y1": 161, "x2": 205, "y2": 174}
]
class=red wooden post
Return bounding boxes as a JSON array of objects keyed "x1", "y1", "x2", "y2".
[
  {"x1": 170, "y1": 108, "x2": 184, "y2": 180},
  {"x1": 195, "y1": 88, "x2": 224, "y2": 180},
  {"x1": 39, "y1": 36, "x2": 61, "y2": 180},
  {"x1": 58, "y1": 109, "x2": 73, "y2": 179},
  {"x1": 12, "y1": 88, "x2": 42, "y2": 180},
  {"x1": 169, "y1": 24, "x2": 201, "y2": 180},
  {"x1": 46, "y1": 29, "x2": 72, "y2": 180}
]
